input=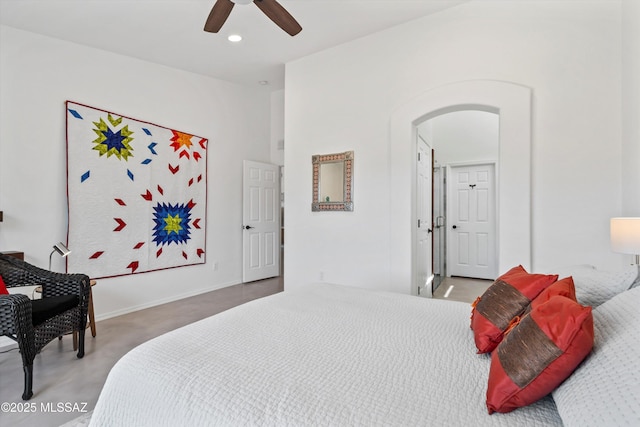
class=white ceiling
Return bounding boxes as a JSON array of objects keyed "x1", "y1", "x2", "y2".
[{"x1": 0, "y1": 0, "x2": 468, "y2": 90}]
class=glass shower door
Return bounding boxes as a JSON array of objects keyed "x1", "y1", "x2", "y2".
[{"x1": 432, "y1": 166, "x2": 446, "y2": 292}]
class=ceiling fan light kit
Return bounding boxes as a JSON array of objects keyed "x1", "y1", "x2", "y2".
[{"x1": 204, "y1": 0, "x2": 302, "y2": 36}]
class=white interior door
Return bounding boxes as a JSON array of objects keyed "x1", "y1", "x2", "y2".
[
  {"x1": 243, "y1": 160, "x2": 280, "y2": 282},
  {"x1": 416, "y1": 135, "x2": 434, "y2": 296},
  {"x1": 447, "y1": 163, "x2": 496, "y2": 280}
]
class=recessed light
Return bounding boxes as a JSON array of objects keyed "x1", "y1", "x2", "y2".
[
  {"x1": 227, "y1": 34, "x2": 242, "y2": 42},
  {"x1": 259, "y1": 80, "x2": 269, "y2": 86}
]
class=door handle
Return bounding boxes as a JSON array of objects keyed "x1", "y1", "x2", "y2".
[
  {"x1": 243, "y1": 225, "x2": 254, "y2": 230},
  {"x1": 452, "y1": 225, "x2": 457, "y2": 229}
]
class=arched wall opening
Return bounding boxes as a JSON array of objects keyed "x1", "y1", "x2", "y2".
[
  {"x1": 389, "y1": 80, "x2": 532, "y2": 295},
  {"x1": 417, "y1": 109, "x2": 500, "y2": 294}
]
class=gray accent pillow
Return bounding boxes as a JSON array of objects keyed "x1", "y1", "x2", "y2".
[
  {"x1": 548, "y1": 265, "x2": 638, "y2": 307},
  {"x1": 552, "y1": 286, "x2": 640, "y2": 426}
]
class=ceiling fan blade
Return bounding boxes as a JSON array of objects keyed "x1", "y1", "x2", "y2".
[
  {"x1": 254, "y1": 0, "x2": 302, "y2": 36},
  {"x1": 204, "y1": 0, "x2": 235, "y2": 33}
]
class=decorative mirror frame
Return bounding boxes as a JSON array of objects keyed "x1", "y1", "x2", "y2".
[{"x1": 312, "y1": 151, "x2": 354, "y2": 212}]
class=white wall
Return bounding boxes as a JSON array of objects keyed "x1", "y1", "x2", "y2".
[
  {"x1": 0, "y1": 26, "x2": 272, "y2": 320},
  {"x1": 419, "y1": 110, "x2": 499, "y2": 165},
  {"x1": 621, "y1": 0, "x2": 640, "y2": 216},
  {"x1": 270, "y1": 89, "x2": 285, "y2": 166},
  {"x1": 284, "y1": 0, "x2": 628, "y2": 293}
]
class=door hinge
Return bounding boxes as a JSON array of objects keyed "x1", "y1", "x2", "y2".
[{"x1": 418, "y1": 219, "x2": 421, "y2": 228}]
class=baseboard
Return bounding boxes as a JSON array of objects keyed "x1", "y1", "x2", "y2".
[{"x1": 94, "y1": 279, "x2": 242, "y2": 323}]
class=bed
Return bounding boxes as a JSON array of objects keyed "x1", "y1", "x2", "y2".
[{"x1": 89, "y1": 266, "x2": 640, "y2": 426}]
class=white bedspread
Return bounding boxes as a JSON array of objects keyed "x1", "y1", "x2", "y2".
[{"x1": 90, "y1": 284, "x2": 562, "y2": 426}]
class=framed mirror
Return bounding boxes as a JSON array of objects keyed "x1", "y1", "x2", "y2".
[{"x1": 312, "y1": 151, "x2": 354, "y2": 211}]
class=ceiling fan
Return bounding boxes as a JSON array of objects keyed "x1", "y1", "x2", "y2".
[{"x1": 204, "y1": 0, "x2": 302, "y2": 36}]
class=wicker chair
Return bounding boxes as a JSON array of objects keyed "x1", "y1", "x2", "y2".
[{"x1": 0, "y1": 253, "x2": 90, "y2": 400}]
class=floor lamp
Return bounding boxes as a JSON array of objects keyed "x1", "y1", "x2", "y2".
[
  {"x1": 610, "y1": 218, "x2": 640, "y2": 265},
  {"x1": 49, "y1": 242, "x2": 71, "y2": 271}
]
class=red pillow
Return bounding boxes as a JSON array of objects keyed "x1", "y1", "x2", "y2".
[
  {"x1": 486, "y1": 296, "x2": 594, "y2": 414},
  {"x1": 530, "y1": 276, "x2": 576, "y2": 310},
  {"x1": 471, "y1": 265, "x2": 558, "y2": 353},
  {"x1": 0, "y1": 275, "x2": 8, "y2": 295},
  {"x1": 0, "y1": 276, "x2": 9, "y2": 295}
]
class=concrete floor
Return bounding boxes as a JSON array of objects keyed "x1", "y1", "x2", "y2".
[
  {"x1": 0, "y1": 275, "x2": 490, "y2": 427},
  {"x1": 432, "y1": 276, "x2": 493, "y2": 303}
]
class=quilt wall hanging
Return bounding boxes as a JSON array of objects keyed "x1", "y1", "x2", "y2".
[{"x1": 65, "y1": 101, "x2": 207, "y2": 279}]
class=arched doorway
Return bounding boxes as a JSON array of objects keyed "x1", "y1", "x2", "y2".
[
  {"x1": 418, "y1": 110, "x2": 499, "y2": 293},
  {"x1": 389, "y1": 80, "x2": 532, "y2": 296}
]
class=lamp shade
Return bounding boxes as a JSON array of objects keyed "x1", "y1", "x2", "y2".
[{"x1": 610, "y1": 217, "x2": 640, "y2": 254}]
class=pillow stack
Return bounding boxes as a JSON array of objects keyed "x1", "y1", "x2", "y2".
[{"x1": 470, "y1": 266, "x2": 594, "y2": 415}]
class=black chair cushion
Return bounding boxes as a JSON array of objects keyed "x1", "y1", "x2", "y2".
[{"x1": 31, "y1": 295, "x2": 79, "y2": 326}]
